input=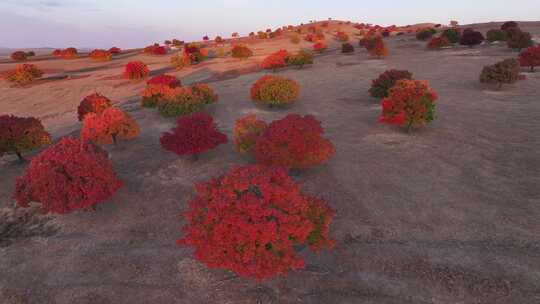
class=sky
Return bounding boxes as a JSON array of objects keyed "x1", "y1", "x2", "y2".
[{"x1": 1, "y1": 0, "x2": 539, "y2": 49}]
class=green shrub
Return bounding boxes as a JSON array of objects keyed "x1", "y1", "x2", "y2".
[
  {"x1": 486, "y1": 29, "x2": 508, "y2": 42},
  {"x1": 441, "y1": 28, "x2": 460, "y2": 44}
]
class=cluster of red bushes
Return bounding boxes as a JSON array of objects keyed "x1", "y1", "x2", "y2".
[
  {"x1": 177, "y1": 164, "x2": 335, "y2": 280},
  {"x1": 10, "y1": 51, "x2": 28, "y2": 61},
  {"x1": 260, "y1": 49, "x2": 315, "y2": 71},
  {"x1": 52, "y1": 47, "x2": 78, "y2": 59}
]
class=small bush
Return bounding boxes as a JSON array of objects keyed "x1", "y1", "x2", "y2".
[
  {"x1": 231, "y1": 45, "x2": 253, "y2": 59},
  {"x1": 460, "y1": 28, "x2": 485, "y2": 47},
  {"x1": 501, "y1": 21, "x2": 518, "y2": 31},
  {"x1": 214, "y1": 36, "x2": 224, "y2": 43},
  {"x1": 427, "y1": 36, "x2": 451, "y2": 49},
  {"x1": 147, "y1": 74, "x2": 181, "y2": 88},
  {"x1": 158, "y1": 84, "x2": 218, "y2": 118},
  {"x1": 170, "y1": 53, "x2": 192, "y2": 70},
  {"x1": 290, "y1": 35, "x2": 301, "y2": 44},
  {"x1": 313, "y1": 41, "x2": 327, "y2": 53},
  {"x1": 342, "y1": 43, "x2": 355, "y2": 53},
  {"x1": 5, "y1": 64, "x2": 43, "y2": 85},
  {"x1": 369, "y1": 69, "x2": 413, "y2": 98},
  {"x1": 260, "y1": 50, "x2": 290, "y2": 71},
  {"x1": 506, "y1": 28, "x2": 533, "y2": 50},
  {"x1": 368, "y1": 37, "x2": 388, "y2": 58},
  {"x1": 336, "y1": 31, "x2": 349, "y2": 42},
  {"x1": 123, "y1": 61, "x2": 149, "y2": 80},
  {"x1": 379, "y1": 79, "x2": 438, "y2": 130},
  {"x1": 60, "y1": 47, "x2": 78, "y2": 59},
  {"x1": 486, "y1": 29, "x2": 507, "y2": 42},
  {"x1": 519, "y1": 45, "x2": 540, "y2": 72},
  {"x1": 81, "y1": 107, "x2": 140, "y2": 145},
  {"x1": 286, "y1": 50, "x2": 314, "y2": 68},
  {"x1": 233, "y1": 114, "x2": 267, "y2": 156},
  {"x1": 203, "y1": 36, "x2": 209, "y2": 41},
  {"x1": 77, "y1": 93, "x2": 113, "y2": 121},
  {"x1": 254, "y1": 114, "x2": 335, "y2": 169},
  {"x1": 143, "y1": 45, "x2": 167, "y2": 55},
  {"x1": 258, "y1": 31, "x2": 268, "y2": 39},
  {"x1": 416, "y1": 28, "x2": 436, "y2": 41},
  {"x1": 441, "y1": 28, "x2": 461, "y2": 43},
  {"x1": 184, "y1": 43, "x2": 206, "y2": 64},
  {"x1": 480, "y1": 58, "x2": 521, "y2": 88},
  {"x1": 26, "y1": 51, "x2": 35, "y2": 57},
  {"x1": 141, "y1": 84, "x2": 176, "y2": 108},
  {"x1": 52, "y1": 49, "x2": 62, "y2": 57},
  {"x1": 160, "y1": 113, "x2": 227, "y2": 157},
  {"x1": 191, "y1": 83, "x2": 219, "y2": 104},
  {"x1": 14, "y1": 137, "x2": 123, "y2": 214},
  {"x1": 108, "y1": 47, "x2": 121, "y2": 54},
  {"x1": 0, "y1": 115, "x2": 51, "y2": 161},
  {"x1": 10, "y1": 51, "x2": 27, "y2": 61},
  {"x1": 177, "y1": 164, "x2": 335, "y2": 280},
  {"x1": 89, "y1": 49, "x2": 112, "y2": 61},
  {"x1": 250, "y1": 75, "x2": 300, "y2": 107}
]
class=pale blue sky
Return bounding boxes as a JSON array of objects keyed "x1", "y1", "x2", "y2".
[{"x1": 1, "y1": 0, "x2": 539, "y2": 49}]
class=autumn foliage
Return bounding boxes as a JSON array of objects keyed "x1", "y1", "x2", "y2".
[
  {"x1": 519, "y1": 45, "x2": 540, "y2": 72},
  {"x1": 160, "y1": 113, "x2": 227, "y2": 157},
  {"x1": 287, "y1": 50, "x2": 314, "y2": 68},
  {"x1": 369, "y1": 69, "x2": 413, "y2": 98},
  {"x1": 250, "y1": 75, "x2": 300, "y2": 107},
  {"x1": 109, "y1": 47, "x2": 121, "y2": 54},
  {"x1": 231, "y1": 45, "x2": 253, "y2": 59},
  {"x1": 77, "y1": 93, "x2": 113, "y2": 121},
  {"x1": 368, "y1": 37, "x2": 388, "y2": 58},
  {"x1": 313, "y1": 41, "x2": 327, "y2": 53},
  {"x1": 81, "y1": 107, "x2": 140, "y2": 145},
  {"x1": 233, "y1": 114, "x2": 268, "y2": 156},
  {"x1": 506, "y1": 27, "x2": 533, "y2": 50},
  {"x1": 427, "y1": 36, "x2": 451, "y2": 49},
  {"x1": 254, "y1": 114, "x2": 335, "y2": 169},
  {"x1": 177, "y1": 165, "x2": 335, "y2": 281},
  {"x1": 147, "y1": 74, "x2": 181, "y2": 88},
  {"x1": 59, "y1": 48, "x2": 78, "y2": 59},
  {"x1": 13, "y1": 137, "x2": 123, "y2": 214},
  {"x1": 379, "y1": 79, "x2": 438, "y2": 129},
  {"x1": 260, "y1": 50, "x2": 290, "y2": 71},
  {"x1": 480, "y1": 58, "x2": 520, "y2": 88},
  {"x1": 89, "y1": 49, "x2": 112, "y2": 61},
  {"x1": 123, "y1": 61, "x2": 150, "y2": 80},
  {"x1": 0, "y1": 115, "x2": 51, "y2": 161},
  {"x1": 157, "y1": 84, "x2": 218, "y2": 117},
  {"x1": 5, "y1": 64, "x2": 43, "y2": 85},
  {"x1": 143, "y1": 45, "x2": 167, "y2": 55}
]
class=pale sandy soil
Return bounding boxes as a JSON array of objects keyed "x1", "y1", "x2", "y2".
[{"x1": 1, "y1": 21, "x2": 539, "y2": 304}]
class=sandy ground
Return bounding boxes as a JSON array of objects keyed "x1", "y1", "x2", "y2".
[{"x1": 1, "y1": 21, "x2": 539, "y2": 304}]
